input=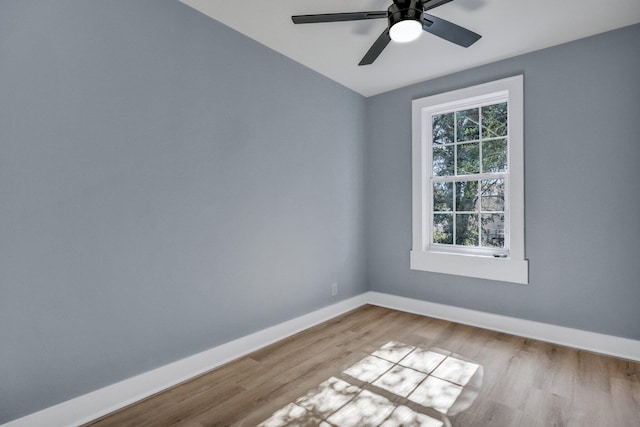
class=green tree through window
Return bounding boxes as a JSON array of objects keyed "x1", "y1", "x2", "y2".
[{"x1": 430, "y1": 102, "x2": 508, "y2": 250}]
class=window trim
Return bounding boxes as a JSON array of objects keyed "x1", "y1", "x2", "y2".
[{"x1": 411, "y1": 75, "x2": 528, "y2": 284}]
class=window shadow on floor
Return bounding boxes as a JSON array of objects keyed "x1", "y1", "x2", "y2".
[{"x1": 259, "y1": 341, "x2": 484, "y2": 427}]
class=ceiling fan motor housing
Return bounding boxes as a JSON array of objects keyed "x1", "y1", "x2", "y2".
[
  {"x1": 388, "y1": 0, "x2": 424, "y2": 42},
  {"x1": 388, "y1": 0, "x2": 424, "y2": 28}
]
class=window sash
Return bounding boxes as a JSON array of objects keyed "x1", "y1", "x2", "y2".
[{"x1": 425, "y1": 100, "x2": 510, "y2": 256}]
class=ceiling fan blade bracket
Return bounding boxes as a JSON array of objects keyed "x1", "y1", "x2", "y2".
[
  {"x1": 291, "y1": 11, "x2": 388, "y2": 24},
  {"x1": 422, "y1": 13, "x2": 481, "y2": 47}
]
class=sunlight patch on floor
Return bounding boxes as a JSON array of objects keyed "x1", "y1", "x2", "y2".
[{"x1": 258, "y1": 341, "x2": 483, "y2": 426}]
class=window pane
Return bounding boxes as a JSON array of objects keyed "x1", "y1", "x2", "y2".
[
  {"x1": 456, "y1": 181, "x2": 478, "y2": 212},
  {"x1": 482, "y1": 138, "x2": 507, "y2": 173},
  {"x1": 434, "y1": 214, "x2": 453, "y2": 244},
  {"x1": 455, "y1": 214, "x2": 479, "y2": 246},
  {"x1": 432, "y1": 112, "x2": 454, "y2": 145},
  {"x1": 481, "y1": 179, "x2": 504, "y2": 211},
  {"x1": 457, "y1": 143, "x2": 480, "y2": 175},
  {"x1": 433, "y1": 146, "x2": 454, "y2": 176},
  {"x1": 433, "y1": 182, "x2": 453, "y2": 211},
  {"x1": 456, "y1": 108, "x2": 479, "y2": 141},
  {"x1": 481, "y1": 214, "x2": 505, "y2": 248},
  {"x1": 481, "y1": 102, "x2": 508, "y2": 138}
]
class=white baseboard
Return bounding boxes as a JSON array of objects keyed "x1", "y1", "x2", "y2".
[
  {"x1": 2, "y1": 294, "x2": 368, "y2": 427},
  {"x1": 5, "y1": 291, "x2": 639, "y2": 427},
  {"x1": 365, "y1": 291, "x2": 640, "y2": 362}
]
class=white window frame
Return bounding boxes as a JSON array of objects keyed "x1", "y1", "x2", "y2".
[{"x1": 410, "y1": 75, "x2": 528, "y2": 284}]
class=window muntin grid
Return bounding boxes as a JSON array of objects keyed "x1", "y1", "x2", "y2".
[{"x1": 428, "y1": 101, "x2": 509, "y2": 254}]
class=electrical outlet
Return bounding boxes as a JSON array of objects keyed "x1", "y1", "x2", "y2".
[{"x1": 331, "y1": 282, "x2": 338, "y2": 296}]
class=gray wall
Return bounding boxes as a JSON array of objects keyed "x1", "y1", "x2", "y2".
[
  {"x1": 365, "y1": 24, "x2": 640, "y2": 341},
  {"x1": 0, "y1": 1, "x2": 366, "y2": 422}
]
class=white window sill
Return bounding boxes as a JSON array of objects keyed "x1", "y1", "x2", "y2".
[{"x1": 410, "y1": 250, "x2": 529, "y2": 284}]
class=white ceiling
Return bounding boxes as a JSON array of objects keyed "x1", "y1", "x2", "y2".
[{"x1": 180, "y1": 0, "x2": 640, "y2": 97}]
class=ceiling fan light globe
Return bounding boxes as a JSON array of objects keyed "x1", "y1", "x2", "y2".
[{"x1": 389, "y1": 19, "x2": 422, "y2": 43}]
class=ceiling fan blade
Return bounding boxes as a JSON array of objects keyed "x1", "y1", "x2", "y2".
[
  {"x1": 423, "y1": 0, "x2": 455, "y2": 12},
  {"x1": 422, "y1": 13, "x2": 481, "y2": 47},
  {"x1": 292, "y1": 11, "x2": 387, "y2": 24},
  {"x1": 359, "y1": 29, "x2": 392, "y2": 66}
]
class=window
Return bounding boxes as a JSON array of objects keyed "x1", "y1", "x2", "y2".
[{"x1": 411, "y1": 75, "x2": 528, "y2": 284}]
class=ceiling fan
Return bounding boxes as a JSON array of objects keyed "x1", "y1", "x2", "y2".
[{"x1": 292, "y1": 0, "x2": 481, "y2": 66}]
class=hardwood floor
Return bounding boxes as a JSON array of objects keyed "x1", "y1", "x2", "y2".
[{"x1": 85, "y1": 305, "x2": 640, "y2": 427}]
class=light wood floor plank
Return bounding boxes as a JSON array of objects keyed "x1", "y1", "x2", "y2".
[{"x1": 85, "y1": 305, "x2": 640, "y2": 427}]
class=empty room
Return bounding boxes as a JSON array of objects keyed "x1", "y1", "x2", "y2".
[{"x1": 2, "y1": 1, "x2": 639, "y2": 426}]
